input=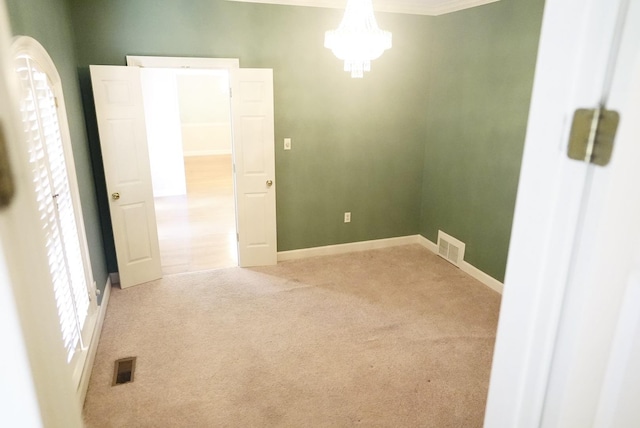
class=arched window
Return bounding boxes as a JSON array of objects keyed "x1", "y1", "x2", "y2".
[{"x1": 11, "y1": 36, "x2": 96, "y2": 382}]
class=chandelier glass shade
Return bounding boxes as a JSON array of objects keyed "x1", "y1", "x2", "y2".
[{"x1": 324, "y1": 0, "x2": 392, "y2": 78}]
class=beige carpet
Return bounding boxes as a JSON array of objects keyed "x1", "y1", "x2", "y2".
[{"x1": 83, "y1": 245, "x2": 501, "y2": 427}]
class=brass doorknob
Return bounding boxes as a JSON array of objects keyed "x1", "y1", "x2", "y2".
[
  {"x1": 112, "y1": 192, "x2": 120, "y2": 200},
  {"x1": 266, "y1": 180, "x2": 273, "y2": 187}
]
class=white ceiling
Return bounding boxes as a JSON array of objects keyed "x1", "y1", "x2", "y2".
[{"x1": 225, "y1": 0, "x2": 500, "y2": 16}]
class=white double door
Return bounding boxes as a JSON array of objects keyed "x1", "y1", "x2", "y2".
[{"x1": 90, "y1": 65, "x2": 277, "y2": 288}]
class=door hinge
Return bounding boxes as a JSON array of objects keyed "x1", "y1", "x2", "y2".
[
  {"x1": 236, "y1": 232, "x2": 239, "y2": 242},
  {"x1": 567, "y1": 106, "x2": 619, "y2": 166},
  {"x1": 54, "y1": 96, "x2": 59, "y2": 108},
  {"x1": 229, "y1": 87, "x2": 232, "y2": 97}
]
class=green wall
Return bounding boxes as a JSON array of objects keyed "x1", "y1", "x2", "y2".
[
  {"x1": 67, "y1": 0, "x2": 432, "y2": 272},
  {"x1": 63, "y1": 0, "x2": 543, "y2": 282},
  {"x1": 420, "y1": 0, "x2": 544, "y2": 281},
  {"x1": 6, "y1": 0, "x2": 109, "y2": 296}
]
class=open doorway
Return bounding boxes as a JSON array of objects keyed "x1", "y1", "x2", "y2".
[
  {"x1": 139, "y1": 67, "x2": 237, "y2": 275},
  {"x1": 91, "y1": 59, "x2": 276, "y2": 287}
]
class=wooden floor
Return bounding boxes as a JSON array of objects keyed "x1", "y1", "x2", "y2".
[{"x1": 154, "y1": 155, "x2": 237, "y2": 275}]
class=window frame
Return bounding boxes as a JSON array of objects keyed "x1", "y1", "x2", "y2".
[{"x1": 10, "y1": 35, "x2": 96, "y2": 387}]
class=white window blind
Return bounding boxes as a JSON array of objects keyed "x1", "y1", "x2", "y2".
[{"x1": 15, "y1": 56, "x2": 91, "y2": 363}]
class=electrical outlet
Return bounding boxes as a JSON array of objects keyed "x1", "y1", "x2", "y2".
[
  {"x1": 344, "y1": 212, "x2": 351, "y2": 223},
  {"x1": 284, "y1": 138, "x2": 291, "y2": 150}
]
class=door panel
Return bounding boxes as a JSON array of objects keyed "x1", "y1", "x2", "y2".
[
  {"x1": 109, "y1": 119, "x2": 141, "y2": 182},
  {"x1": 232, "y1": 69, "x2": 277, "y2": 267},
  {"x1": 121, "y1": 202, "x2": 154, "y2": 261},
  {"x1": 90, "y1": 65, "x2": 162, "y2": 288},
  {"x1": 242, "y1": 117, "x2": 266, "y2": 172}
]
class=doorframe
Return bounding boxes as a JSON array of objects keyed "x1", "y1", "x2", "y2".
[
  {"x1": 0, "y1": 1, "x2": 82, "y2": 425},
  {"x1": 485, "y1": 0, "x2": 638, "y2": 425},
  {"x1": 126, "y1": 56, "x2": 239, "y2": 70},
  {"x1": 126, "y1": 56, "x2": 241, "y2": 269}
]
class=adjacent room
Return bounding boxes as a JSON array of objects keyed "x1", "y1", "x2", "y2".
[
  {"x1": 3, "y1": 0, "x2": 546, "y2": 425},
  {"x1": 142, "y1": 67, "x2": 237, "y2": 274}
]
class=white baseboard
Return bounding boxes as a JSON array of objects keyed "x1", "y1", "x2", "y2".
[
  {"x1": 417, "y1": 234, "x2": 438, "y2": 253},
  {"x1": 460, "y1": 260, "x2": 504, "y2": 294},
  {"x1": 277, "y1": 235, "x2": 421, "y2": 261},
  {"x1": 183, "y1": 149, "x2": 231, "y2": 157},
  {"x1": 78, "y1": 276, "x2": 112, "y2": 406},
  {"x1": 417, "y1": 235, "x2": 504, "y2": 294},
  {"x1": 276, "y1": 234, "x2": 504, "y2": 295}
]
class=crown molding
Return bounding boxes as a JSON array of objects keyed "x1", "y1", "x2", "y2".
[{"x1": 225, "y1": 0, "x2": 500, "y2": 16}]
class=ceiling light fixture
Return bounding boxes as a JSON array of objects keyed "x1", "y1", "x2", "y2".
[{"x1": 324, "y1": 0, "x2": 392, "y2": 78}]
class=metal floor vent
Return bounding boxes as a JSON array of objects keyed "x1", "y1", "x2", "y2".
[
  {"x1": 113, "y1": 357, "x2": 136, "y2": 386},
  {"x1": 437, "y1": 230, "x2": 466, "y2": 268}
]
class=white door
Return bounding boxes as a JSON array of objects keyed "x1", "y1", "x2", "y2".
[
  {"x1": 231, "y1": 68, "x2": 277, "y2": 267},
  {"x1": 91, "y1": 64, "x2": 277, "y2": 278},
  {"x1": 90, "y1": 65, "x2": 162, "y2": 288},
  {"x1": 485, "y1": 0, "x2": 640, "y2": 426}
]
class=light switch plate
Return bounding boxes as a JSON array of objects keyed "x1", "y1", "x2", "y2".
[{"x1": 284, "y1": 138, "x2": 291, "y2": 150}]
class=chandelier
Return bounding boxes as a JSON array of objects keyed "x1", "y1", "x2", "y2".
[{"x1": 324, "y1": 0, "x2": 392, "y2": 78}]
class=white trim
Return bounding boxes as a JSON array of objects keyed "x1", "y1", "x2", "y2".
[
  {"x1": 417, "y1": 234, "x2": 438, "y2": 252},
  {"x1": 277, "y1": 235, "x2": 420, "y2": 261},
  {"x1": 594, "y1": 271, "x2": 640, "y2": 425},
  {"x1": 0, "y1": 9, "x2": 83, "y2": 423},
  {"x1": 77, "y1": 277, "x2": 111, "y2": 406},
  {"x1": 418, "y1": 235, "x2": 504, "y2": 294},
  {"x1": 428, "y1": 0, "x2": 500, "y2": 15},
  {"x1": 460, "y1": 261, "x2": 504, "y2": 294},
  {"x1": 183, "y1": 149, "x2": 232, "y2": 157},
  {"x1": 224, "y1": 0, "x2": 500, "y2": 16},
  {"x1": 277, "y1": 234, "x2": 504, "y2": 294},
  {"x1": 0, "y1": 5, "x2": 42, "y2": 422},
  {"x1": 126, "y1": 55, "x2": 239, "y2": 69}
]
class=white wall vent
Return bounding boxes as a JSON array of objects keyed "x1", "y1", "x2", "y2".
[{"x1": 437, "y1": 230, "x2": 466, "y2": 267}]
